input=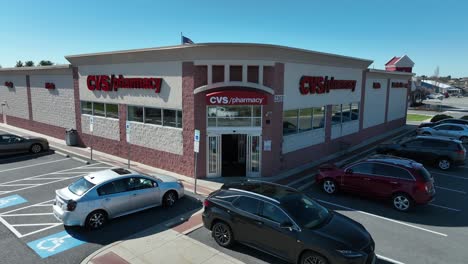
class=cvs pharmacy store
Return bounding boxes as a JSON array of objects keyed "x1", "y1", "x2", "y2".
[{"x1": 1, "y1": 43, "x2": 413, "y2": 179}]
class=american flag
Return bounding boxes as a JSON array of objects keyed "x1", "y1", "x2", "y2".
[{"x1": 182, "y1": 35, "x2": 194, "y2": 45}]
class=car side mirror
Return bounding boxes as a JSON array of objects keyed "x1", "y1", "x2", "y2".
[
  {"x1": 345, "y1": 169, "x2": 353, "y2": 174},
  {"x1": 280, "y1": 221, "x2": 294, "y2": 230}
]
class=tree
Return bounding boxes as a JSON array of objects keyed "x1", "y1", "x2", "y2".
[
  {"x1": 25, "y1": 61, "x2": 34, "y2": 67},
  {"x1": 38, "y1": 60, "x2": 54, "y2": 66},
  {"x1": 15, "y1": 61, "x2": 24, "y2": 67}
]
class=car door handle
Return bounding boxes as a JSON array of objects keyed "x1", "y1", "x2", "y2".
[
  {"x1": 254, "y1": 220, "x2": 263, "y2": 226},
  {"x1": 364, "y1": 178, "x2": 371, "y2": 181},
  {"x1": 133, "y1": 193, "x2": 137, "y2": 196},
  {"x1": 105, "y1": 198, "x2": 111, "y2": 201},
  {"x1": 390, "y1": 181, "x2": 398, "y2": 184}
]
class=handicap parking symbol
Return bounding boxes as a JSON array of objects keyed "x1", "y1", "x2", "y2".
[
  {"x1": 0, "y1": 195, "x2": 27, "y2": 209},
  {"x1": 27, "y1": 231, "x2": 85, "y2": 258}
]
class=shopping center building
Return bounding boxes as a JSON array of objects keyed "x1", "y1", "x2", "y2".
[{"x1": 0, "y1": 43, "x2": 414, "y2": 178}]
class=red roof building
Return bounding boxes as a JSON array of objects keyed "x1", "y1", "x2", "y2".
[{"x1": 385, "y1": 55, "x2": 414, "y2": 73}]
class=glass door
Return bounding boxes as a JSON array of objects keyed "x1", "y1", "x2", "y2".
[
  {"x1": 207, "y1": 134, "x2": 221, "y2": 177},
  {"x1": 246, "y1": 134, "x2": 261, "y2": 177}
]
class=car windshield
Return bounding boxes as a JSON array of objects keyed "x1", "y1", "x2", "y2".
[
  {"x1": 68, "y1": 177, "x2": 95, "y2": 196},
  {"x1": 281, "y1": 193, "x2": 330, "y2": 229}
]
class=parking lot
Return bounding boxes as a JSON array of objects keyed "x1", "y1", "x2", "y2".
[
  {"x1": 0, "y1": 140, "x2": 202, "y2": 264},
  {"x1": 192, "y1": 142, "x2": 468, "y2": 264}
]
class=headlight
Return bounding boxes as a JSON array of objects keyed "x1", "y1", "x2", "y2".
[{"x1": 336, "y1": 250, "x2": 363, "y2": 258}]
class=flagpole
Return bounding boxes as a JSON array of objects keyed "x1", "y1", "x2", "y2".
[{"x1": 180, "y1": 32, "x2": 183, "y2": 45}]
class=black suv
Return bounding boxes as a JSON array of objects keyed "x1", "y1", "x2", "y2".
[
  {"x1": 418, "y1": 118, "x2": 468, "y2": 128},
  {"x1": 376, "y1": 136, "x2": 466, "y2": 170},
  {"x1": 202, "y1": 181, "x2": 375, "y2": 264}
]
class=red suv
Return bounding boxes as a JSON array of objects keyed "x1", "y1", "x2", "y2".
[{"x1": 316, "y1": 155, "x2": 435, "y2": 211}]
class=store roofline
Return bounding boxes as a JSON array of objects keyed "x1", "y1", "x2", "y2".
[
  {"x1": 367, "y1": 69, "x2": 415, "y2": 76},
  {"x1": 65, "y1": 43, "x2": 373, "y2": 65},
  {"x1": 0, "y1": 64, "x2": 71, "y2": 73}
]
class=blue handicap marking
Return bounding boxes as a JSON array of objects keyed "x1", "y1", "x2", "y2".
[
  {"x1": 27, "y1": 231, "x2": 86, "y2": 258},
  {"x1": 0, "y1": 194, "x2": 27, "y2": 209}
]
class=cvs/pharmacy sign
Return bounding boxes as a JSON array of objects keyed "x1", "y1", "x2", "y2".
[{"x1": 206, "y1": 91, "x2": 268, "y2": 105}]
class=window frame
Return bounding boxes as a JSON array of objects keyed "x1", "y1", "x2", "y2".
[
  {"x1": 207, "y1": 105, "x2": 262, "y2": 128},
  {"x1": 80, "y1": 101, "x2": 119, "y2": 119},
  {"x1": 232, "y1": 196, "x2": 262, "y2": 216}
]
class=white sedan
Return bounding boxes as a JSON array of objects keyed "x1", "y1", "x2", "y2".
[
  {"x1": 417, "y1": 123, "x2": 468, "y2": 144},
  {"x1": 53, "y1": 168, "x2": 184, "y2": 230}
]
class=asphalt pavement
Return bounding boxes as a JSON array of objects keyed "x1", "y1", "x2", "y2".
[{"x1": 0, "y1": 143, "x2": 202, "y2": 264}]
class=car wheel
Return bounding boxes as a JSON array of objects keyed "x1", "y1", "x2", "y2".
[
  {"x1": 422, "y1": 132, "x2": 431, "y2": 136},
  {"x1": 30, "y1": 144, "x2": 43, "y2": 154},
  {"x1": 460, "y1": 136, "x2": 468, "y2": 144},
  {"x1": 437, "y1": 158, "x2": 451, "y2": 170},
  {"x1": 212, "y1": 221, "x2": 234, "y2": 247},
  {"x1": 162, "y1": 191, "x2": 178, "y2": 208},
  {"x1": 392, "y1": 193, "x2": 412, "y2": 212},
  {"x1": 322, "y1": 179, "x2": 337, "y2": 194},
  {"x1": 301, "y1": 251, "x2": 328, "y2": 264},
  {"x1": 86, "y1": 210, "x2": 107, "y2": 230}
]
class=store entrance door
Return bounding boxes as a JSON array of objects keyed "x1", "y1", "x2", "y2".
[{"x1": 222, "y1": 134, "x2": 246, "y2": 177}]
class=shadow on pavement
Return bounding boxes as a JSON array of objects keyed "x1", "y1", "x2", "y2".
[
  {"x1": 0, "y1": 150, "x2": 55, "y2": 164},
  {"x1": 64, "y1": 195, "x2": 203, "y2": 245}
]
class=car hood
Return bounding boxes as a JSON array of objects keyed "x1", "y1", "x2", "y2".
[{"x1": 314, "y1": 212, "x2": 371, "y2": 250}]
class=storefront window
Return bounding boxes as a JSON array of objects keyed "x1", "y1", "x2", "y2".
[
  {"x1": 163, "y1": 109, "x2": 176, "y2": 127},
  {"x1": 176, "y1": 110, "x2": 183, "y2": 128},
  {"x1": 351, "y1": 103, "x2": 360, "y2": 121},
  {"x1": 207, "y1": 106, "x2": 262, "y2": 127},
  {"x1": 342, "y1": 103, "x2": 352, "y2": 122},
  {"x1": 81, "y1": 101, "x2": 93, "y2": 115},
  {"x1": 128, "y1": 106, "x2": 144, "y2": 122},
  {"x1": 94, "y1": 103, "x2": 105, "y2": 117},
  {"x1": 299, "y1": 108, "x2": 312, "y2": 132},
  {"x1": 106, "y1": 104, "x2": 119, "y2": 119},
  {"x1": 313, "y1": 107, "x2": 325, "y2": 129},
  {"x1": 145, "y1": 107, "x2": 162, "y2": 125},
  {"x1": 283, "y1": 110, "x2": 298, "y2": 135},
  {"x1": 331, "y1": 105, "x2": 342, "y2": 125}
]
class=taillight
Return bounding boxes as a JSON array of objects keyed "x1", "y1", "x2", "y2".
[
  {"x1": 67, "y1": 200, "x2": 77, "y2": 211},
  {"x1": 456, "y1": 149, "x2": 465, "y2": 155},
  {"x1": 416, "y1": 181, "x2": 429, "y2": 193},
  {"x1": 203, "y1": 199, "x2": 211, "y2": 208}
]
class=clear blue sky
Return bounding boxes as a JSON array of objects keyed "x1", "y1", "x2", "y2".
[{"x1": 1, "y1": 0, "x2": 467, "y2": 77}]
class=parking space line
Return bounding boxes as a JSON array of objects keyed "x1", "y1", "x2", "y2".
[
  {"x1": 2, "y1": 213, "x2": 54, "y2": 217},
  {"x1": 49, "y1": 172, "x2": 87, "y2": 175},
  {"x1": 0, "y1": 176, "x2": 83, "y2": 196},
  {"x1": 0, "y1": 200, "x2": 54, "y2": 216},
  {"x1": 377, "y1": 254, "x2": 405, "y2": 264},
  {"x1": 0, "y1": 217, "x2": 23, "y2": 237},
  {"x1": 316, "y1": 199, "x2": 448, "y2": 237},
  {"x1": 428, "y1": 203, "x2": 461, "y2": 212},
  {"x1": 435, "y1": 185, "x2": 467, "y2": 194},
  {"x1": 0, "y1": 158, "x2": 70, "y2": 173},
  {"x1": 21, "y1": 224, "x2": 63, "y2": 238},
  {"x1": 430, "y1": 171, "x2": 468, "y2": 180},
  {"x1": 0, "y1": 183, "x2": 38, "y2": 187},
  {"x1": 11, "y1": 223, "x2": 61, "y2": 227}
]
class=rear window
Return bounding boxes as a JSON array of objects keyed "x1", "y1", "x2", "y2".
[
  {"x1": 68, "y1": 177, "x2": 95, "y2": 196},
  {"x1": 417, "y1": 167, "x2": 433, "y2": 182}
]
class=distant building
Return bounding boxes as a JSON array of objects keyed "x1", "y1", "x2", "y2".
[
  {"x1": 385, "y1": 55, "x2": 415, "y2": 73},
  {"x1": 420, "y1": 80, "x2": 460, "y2": 94}
]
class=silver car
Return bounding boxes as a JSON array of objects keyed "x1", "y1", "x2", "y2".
[
  {"x1": 0, "y1": 134, "x2": 49, "y2": 156},
  {"x1": 418, "y1": 123, "x2": 468, "y2": 144},
  {"x1": 53, "y1": 168, "x2": 185, "y2": 230}
]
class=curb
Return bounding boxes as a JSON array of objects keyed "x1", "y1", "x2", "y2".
[{"x1": 79, "y1": 206, "x2": 204, "y2": 264}]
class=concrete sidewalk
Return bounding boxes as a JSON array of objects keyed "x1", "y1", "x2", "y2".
[{"x1": 82, "y1": 210, "x2": 244, "y2": 264}]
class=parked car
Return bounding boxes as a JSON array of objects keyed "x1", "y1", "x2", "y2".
[
  {"x1": 426, "y1": 94, "x2": 443, "y2": 100},
  {"x1": 0, "y1": 134, "x2": 49, "y2": 156},
  {"x1": 417, "y1": 123, "x2": 468, "y2": 144},
  {"x1": 203, "y1": 181, "x2": 376, "y2": 264},
  {"x1": 317, "y1": 155, "x2": 435, "y2": 211},
  {"x1": 53, "y1": 168, "x2": 184, "y2": 229},
  {"x1": 376, "y1": 136, "x2": 466, "y2": 170},
  {"x1": 418, "y1": 118, "x2": 468, "y2": 129}
]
